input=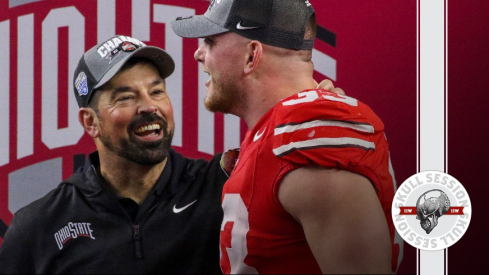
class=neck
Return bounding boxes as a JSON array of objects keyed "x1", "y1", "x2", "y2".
[
  {"x1": 97, "y1": 148, "x2": 167, "y2": 204},
  {"x1": 234, "y1": 44, "x2": 317, "y2": 129},
  {"x1": 239, "y1": 59, "x2": 317, "y2": 129}
]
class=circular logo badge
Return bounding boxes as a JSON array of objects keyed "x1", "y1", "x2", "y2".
[
  {"x1": 392, "y1": 171, "x2": 471, "y2": 251},
  {"x1": 121, "y1": 41, "x2": 137, "y2": 52}
]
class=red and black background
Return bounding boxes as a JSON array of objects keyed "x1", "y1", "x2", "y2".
[{"x1": 0, "y1": 0, "x2": 487, "y2": 274}]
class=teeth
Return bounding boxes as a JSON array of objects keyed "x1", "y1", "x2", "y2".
[{"x1": 135, "y1": 123, "x2": 161, "y2": 134}]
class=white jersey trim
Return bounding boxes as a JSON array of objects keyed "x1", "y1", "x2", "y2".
[
  {"x1": 273, "y1": 137, "x2": 376, "y2": 157},
  {"x1": 274, "y1": 120, "x2": 374, "y2": 136}
]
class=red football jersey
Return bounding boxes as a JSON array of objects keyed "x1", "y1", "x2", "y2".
[{"x1": 220, "y1": 89, "x2": 402, "y2": 274}]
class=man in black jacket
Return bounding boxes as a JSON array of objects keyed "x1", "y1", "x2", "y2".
[{"x1": 0, "y1": 35, "x2": 228, "y2": 274}]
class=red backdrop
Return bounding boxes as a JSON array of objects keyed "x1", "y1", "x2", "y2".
[{"x1": 0, "y1": 0, "x2": 487, "y2": 274}]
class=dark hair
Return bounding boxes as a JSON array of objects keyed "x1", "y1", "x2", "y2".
[{"x1": 86, "y1": 87, "x2": 101, "y2": 113}]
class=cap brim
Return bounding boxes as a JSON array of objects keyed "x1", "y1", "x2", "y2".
[
  {"x1": 94, "y1": 46, "x2": 175, "y2": 90},
  {"x1": 171, "y1": 15, "x2": 229, "y2": 38}
]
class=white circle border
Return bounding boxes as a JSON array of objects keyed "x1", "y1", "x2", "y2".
[{"x1": 391, "y1": 170, "x2": 472, "y2": 251}]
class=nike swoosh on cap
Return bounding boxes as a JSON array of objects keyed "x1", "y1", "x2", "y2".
[
  {"x1": 236, "y1": 21, "x2": 260, "y2": 30},
  {"x1": 173, "y1": 199, "x2": 198, "y2": 213}
]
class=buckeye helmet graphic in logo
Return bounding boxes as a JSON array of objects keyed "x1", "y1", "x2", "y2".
[
  {"x1": 106, "y1": 41, "x2": 141, "y2": 64},
  {"x1": 416, "y1": 190, "x2": 450, "y2": 234},
  {"x1": 392, "y1": 171, "x2": 471, "y2": 251},
  {"x1": 121, "y1": 41, "x2": 137, "y2": 52}
]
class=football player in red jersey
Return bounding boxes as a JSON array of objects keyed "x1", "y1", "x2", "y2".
[{"x1": 172, "y1": 0, "x2": 401, "y2": 273}]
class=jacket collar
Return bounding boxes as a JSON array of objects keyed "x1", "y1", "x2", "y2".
[{"x1": 64, "y1": 150, "x2": 177, "y2": 198}]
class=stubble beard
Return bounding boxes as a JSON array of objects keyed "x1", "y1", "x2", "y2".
[
  {"x1": 204, "y1": 75, "x2": 242, "y2": 114},
  {"x1": 100, "y1": 114, "x2": 174, "y2": 166}
]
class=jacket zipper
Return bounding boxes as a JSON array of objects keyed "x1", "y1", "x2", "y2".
[
  {"x1": 133, "y1": 225, "x2": 142, "y2": 259},
  {"x1": 91, "y1": 165, "x2": 158, "y2": 260},
  {"x1": 131, "y1": 205, "x2": 159, "y2": 259}
]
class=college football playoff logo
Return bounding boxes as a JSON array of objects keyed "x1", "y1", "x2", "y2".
[{"x1": 392, "y1": 171, "x2": 471, "y2": 251}]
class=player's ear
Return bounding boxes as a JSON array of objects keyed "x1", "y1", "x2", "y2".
[
  {"x1": 244, "y1": 40, "x2": 262, "y2": 74},
  {"x1": 78, "y1": 108, "x2": 100, "y2": 138}
]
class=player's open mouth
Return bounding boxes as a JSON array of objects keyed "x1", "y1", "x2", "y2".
[
  {"x1": 203, "y1": 69, "x2": 211, "y2": 87},
  {"x1": 134, "y1": 123, "x2": 162, "y2": 140}
]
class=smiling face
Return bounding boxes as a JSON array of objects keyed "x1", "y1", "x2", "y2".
[{"x1": 90, "y1": 59, "x2": 174, "y2": 165}]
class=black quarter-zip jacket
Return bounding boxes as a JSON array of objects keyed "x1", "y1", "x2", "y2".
[{"x1": 0, "y1": 149, "x2": 227, "y2": 274}]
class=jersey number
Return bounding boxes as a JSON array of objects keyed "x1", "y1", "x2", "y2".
[
  {"x1": 282, "y1": 90, "x2": 358, "y2": 106},
  {"x1": 220, "y1": 194, "x2": 258, "y2": 274}
]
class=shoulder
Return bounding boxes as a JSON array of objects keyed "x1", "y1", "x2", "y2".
[
  {"x1": 12, "y1": 183, "x2": 76, "y2": 224},
  {"x1": 271, "y1": 90, "x2": 386, "y2": 159},
  {"x1": 170, "y1": 149, "x2": 227, "y2": 186},
  {"x1": 169, "y1": 149, "x2": 218, "y2": 174},
  {"x1": 274, "y1": 89, "x2": 382, "y2": 127},
  {"x1": 203, "y1": 152, "x2": 228, "y2": 186},
  {"x1": 0, "y1": 182, "x2": 84, "y2": 273},
  {"x1": 269, "y1": 90, "x2": 393, "y2": 190},
  {"x1": 1, "y1": 182, "x2": 77, "y2": 250},
  {"x1": 170, "y1": 149, "x2": 208, "y2": 173}
]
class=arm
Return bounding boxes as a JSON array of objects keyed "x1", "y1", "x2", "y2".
[{"x1": 278, "y1": 166, "x2": 393, "y2": 274}]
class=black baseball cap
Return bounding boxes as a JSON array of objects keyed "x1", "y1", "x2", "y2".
[
  {"x1": 73, "y1": 35, "x2": 175, "y2": 108},
  {"x1": 171, "y1": 0, "x2": 315, "y2": 51}
]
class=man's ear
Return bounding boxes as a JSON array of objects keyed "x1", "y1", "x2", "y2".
[
  {"x1": 78, "y1": 108, "x2": 100, "y2": 138},
  {"x1": 244, "y1": 40, "x2": 262, "y2": 74}
]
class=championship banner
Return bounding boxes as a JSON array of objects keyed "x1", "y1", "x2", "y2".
[{"x1": 1, "y1": 0, "x2": 487, "y2": 274}]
